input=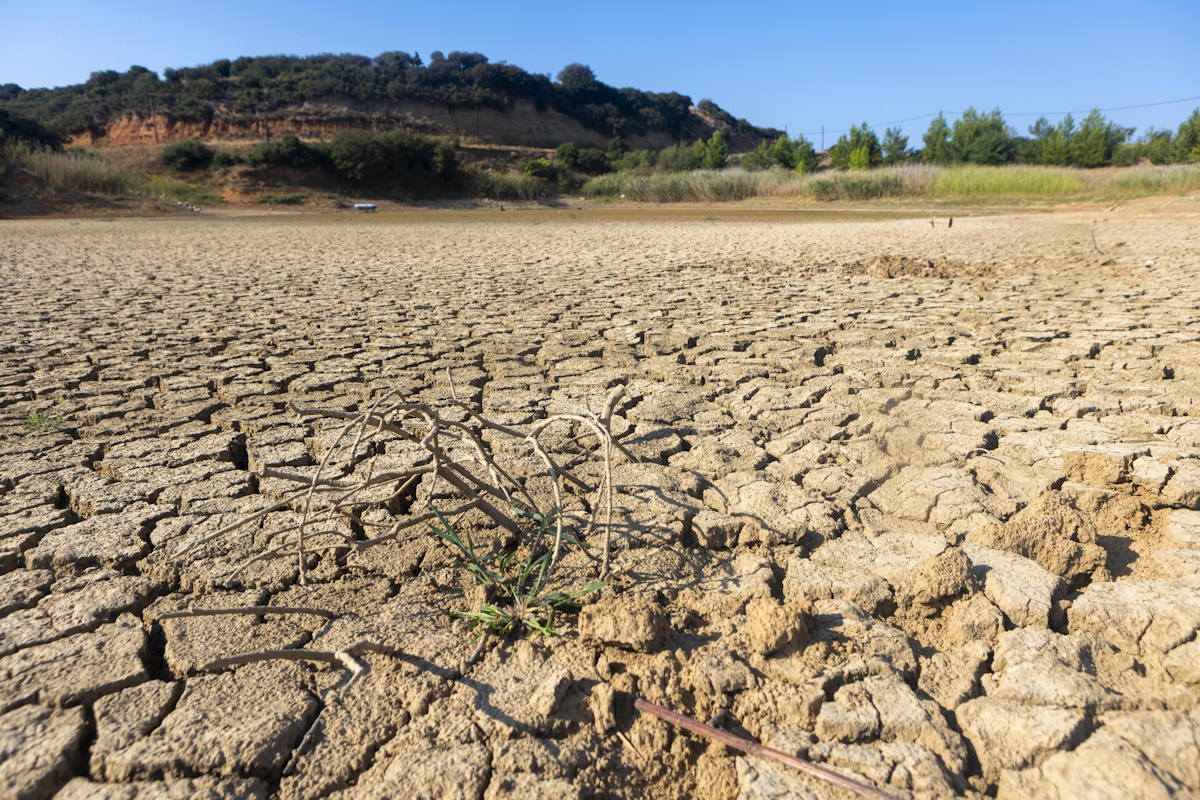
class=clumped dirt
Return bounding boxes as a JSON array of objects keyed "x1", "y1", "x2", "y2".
[
  {"x1": 2, "y1": 199, "x2": 1199, "y2": 800},
  {"x1": 861, "y1": 254, "x2": 994, "y2": 279}
]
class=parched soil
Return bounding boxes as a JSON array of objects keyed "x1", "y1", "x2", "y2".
[{"x1": 2, "y1": 199, "x2": 1199, "y2": 800}]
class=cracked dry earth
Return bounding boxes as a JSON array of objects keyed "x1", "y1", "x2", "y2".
[{"x1": 2, "y1": 201, "x2": 1200, "y2": 800}]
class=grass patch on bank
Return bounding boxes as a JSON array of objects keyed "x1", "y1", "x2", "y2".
[
  {"x1": 581, "y1": 162, "x2": 1200, "y2": 204},
  {"x1": 5, "y1": 142, "x2": 136, "y2": 194},
  {"x1": 1098, "y1": 164, "x2": 1200, "y2": 198},
  {"x1": 473, "y1": 171, "x2": 559, "y2": 202},
  {"x1": 931, "y1": 165, "x2": 1087, "y2": 198}
]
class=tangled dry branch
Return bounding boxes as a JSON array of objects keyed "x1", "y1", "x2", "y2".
[{"x1": 177, "y1": 381, "x2": 636, "y2": 590}]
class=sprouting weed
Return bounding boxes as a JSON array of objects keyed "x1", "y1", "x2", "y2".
[{"x1": 431, "y1": 505, "x2": 604, "y2": 638}]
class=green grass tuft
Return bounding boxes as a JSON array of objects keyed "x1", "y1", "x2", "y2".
[{"x1": 432, "y1": 505, "x2": 604, "y2": 638}]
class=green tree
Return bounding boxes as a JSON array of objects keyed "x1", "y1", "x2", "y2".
[
  {"x1": 789, "y1": 135, "x2": 819, "y2": 173},
  {"x1": 830, "y1": 123, "x2": 881, "y2": 169},
  {"x1": 922, "y1": 113, "x2": 952, "y2": 164},
  {"x1": 848, "y1": 145, "x2": 872, "y2": 170},
  {"x1": 1175, "y1": 109, "x2": 1200, "y2": 162},
  {"x1": 745, "y1": 134, "x2": 811, "y2": 171},
  {"x1": 556, "y1": 63, "x2": 597, "y2": 92},
  {"x1": 950, "y1": 107, "x2": 1014, "y2": 165},
  {"x1": 881, "y1": 127, "x2": 910, "y2": 164},
  {"x1": 699, "y1": 130, "x2": 728, "y2": 169},
  {"x1": 1141, "y1": 128, "x2": 1175, "y2": 164},
  {"x1": 1070, "y1": 109, "x2": 1132, "y2": 168}
]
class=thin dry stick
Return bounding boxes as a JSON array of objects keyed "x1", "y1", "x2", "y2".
[
  {"x1": 201, "y1": 641, "x2": 394, "y2": 685},
  {"x1": 634, "y1": 698, "x2": 899, "y2": 800},
  {"x1": 154, "y1": 605, "x2": 336, "y2": 622},
  {"x1": 298, "y1": 394, "x2": 396, "y2": 584}
]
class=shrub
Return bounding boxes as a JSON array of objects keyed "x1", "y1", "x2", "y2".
[
  {"x1": 520, "y1": 158, "x2": 558, "y2": 181},
  {"x1": 655, "y1": 143, "x2": 700, "y2": 173},
  {"x1": 159, "y1": 140, "x2": 214, "y2": 171},
  {"x1": 327, "y1": 129, "x2": 456, "y2": 184},
  {"x1": 247, "y1": 134, "x2": 323, "y2": 168},
  {"x1": 574, "y1": 147, "x2": 610, "y2": 175},
  {"x1": 610, "y1": 149, "x2": 656, "y2": 173},
  {"x1": 0, "y1": 108, "x2": 64, "y2": 148},
  {"x1": 211, "y1": 150, "x2": 243, "y2": 168},
  {"x1": 554, "y1": 141, "x2": 578, "y2": 168},
  {"x1": 474, "y1": 171, "x2": 558, "y2": 201}
]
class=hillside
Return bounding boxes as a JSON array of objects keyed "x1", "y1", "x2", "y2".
[{"x1": 0, "y1": 52, "x2": 781, "y2": 150}]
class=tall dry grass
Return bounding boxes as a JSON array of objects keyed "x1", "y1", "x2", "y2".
[
  {"x1": 3, "y1": 141, "x2": 219, "y2": 201},
  {"x1": 581, "y1": 162, "x2": 1200, "y2": 204},
  {"x1": 4, "y1": 142, "x2": 136, "y2": 194}
]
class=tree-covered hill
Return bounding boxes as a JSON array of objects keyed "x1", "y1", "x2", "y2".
[{"x1": 0, "y1": 52, "x2": 780, "y2": 146}]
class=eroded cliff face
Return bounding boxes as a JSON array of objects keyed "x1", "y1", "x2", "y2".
[{"x1": 72, "y1": 99, "x2": 693, "y2": 149}]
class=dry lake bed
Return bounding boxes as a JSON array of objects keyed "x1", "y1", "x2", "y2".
[{"x1": 2, "y1": 199, "x2": 1199, "y2": 799}]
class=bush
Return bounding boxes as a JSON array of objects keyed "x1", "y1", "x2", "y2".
[
  {"x1": 159, "y1": 140, "x2": 214, "y2": 171},
  {"x1": 474, "y1": 171, "x2": 557, "y2": 201},
  {"x1": 247, "y1": 134, "x2": 323, "y2": 168},
  {"x1": 327, "y1": 129, "x2": 456, "y2": 184},
  {"x1": 554, "y1": 142, "x2": 578, "y2": 168},
  {"x1": 610, "y1": 149, "x2": 656, "y2": 173},
  {"x1": 574, "y1": 147, "x2": 610, "y2": 175},
  {"x1": 0, "y1": 109, "x2": 64, "y2": 148},
  {"x1": 520, "y1": 158, "x2": 559, "y2": 181},
  {"x1": 211, "y1": 150, "x2": 243, "y2": 168},
  {"x1": 655, "y1": 143, "x2": 700, "y2": 173}
]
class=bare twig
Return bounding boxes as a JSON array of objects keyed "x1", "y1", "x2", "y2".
[
  {"x1": 634, "y1": 698, "x2": 899, "y2": 800},
  {"x1": 153, "y1": 605, "x2": 336, "y2": 622}
]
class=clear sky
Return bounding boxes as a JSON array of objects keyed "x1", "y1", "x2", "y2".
[{"x1": 3, "y1": 0, "x2": 1198, "y2": 143}]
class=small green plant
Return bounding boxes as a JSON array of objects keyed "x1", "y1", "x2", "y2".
[
  {"x1": 432, "y1": 505, "x2": 605, "y2": 638},
  {"x1": 26, "y1": 404, "x2": 64, "y2": 433},
  {"x1": 7, "y1": 404, "x2": 65, "y2": 443}
]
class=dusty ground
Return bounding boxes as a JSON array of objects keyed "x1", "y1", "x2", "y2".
[{"x1": 2, "y1": 199, "x2": 1199, "y2": 800}]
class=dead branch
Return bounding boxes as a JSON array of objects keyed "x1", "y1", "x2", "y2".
[
  {"x1": 634, "y1": 698, "x2": 900, "y2": 800},
  {"x1": 153, "y1": 605, "x2": 336, "y2": 622}
]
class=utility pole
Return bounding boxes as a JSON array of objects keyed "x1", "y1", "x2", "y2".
[{"x1": 821, "y1": 125, "x2": 824, "y2": 151}]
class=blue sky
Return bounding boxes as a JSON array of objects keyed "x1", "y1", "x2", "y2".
[{"x1": 3, "y1": 0, "x2": 1198, "y2": 142}]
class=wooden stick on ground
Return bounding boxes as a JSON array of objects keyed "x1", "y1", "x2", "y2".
[{"x1": 634, "y1": 698, "x2": 899, "y2": 800}]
